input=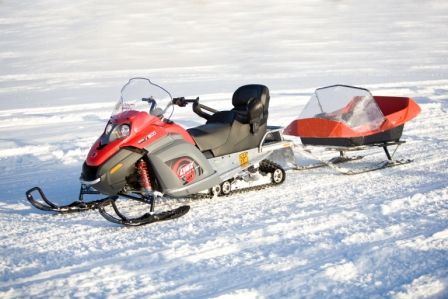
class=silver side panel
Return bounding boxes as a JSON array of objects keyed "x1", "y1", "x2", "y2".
[
  {"x1": 209, "y1": 139, "x2": 295, "y2": 182},
  {"x1": 158, "y1": 129, "x2": 296, "y2": 197}
]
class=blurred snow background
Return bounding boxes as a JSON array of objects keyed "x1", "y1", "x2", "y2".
[{"x1": 2, "y1": 0, "x2": 447, "y2": 109}]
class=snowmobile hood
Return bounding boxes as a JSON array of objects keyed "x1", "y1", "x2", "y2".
[
  {"x1": 85, "y1": 109, "x2": 194, "y2": 167},
  {"x1": 85, "y1": 110, "x2": 160, "y2": 166}
]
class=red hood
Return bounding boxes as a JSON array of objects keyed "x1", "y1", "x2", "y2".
[{"x1": 85, "y1": 110, "x2": 194, "y2": 166}]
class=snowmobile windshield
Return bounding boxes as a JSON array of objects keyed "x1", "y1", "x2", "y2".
[
  {"x1": 299, "y1": 85, "x2": 385, "y2": 132},
  {"x1": 113, "y1": 78, "x2": 173, "y2": 119}
]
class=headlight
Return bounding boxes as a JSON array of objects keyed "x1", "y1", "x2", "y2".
[
  {"x1": 119, "y1": 124, "x2": 130, "y2": 137},
  {"x1": 102, "y1": 124, "x2": 132, "y2": 144}
]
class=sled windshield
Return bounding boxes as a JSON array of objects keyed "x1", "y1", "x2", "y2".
[
  {"x1": 300, "y1": 85, "x2": 385, "y2": 132},
  {"x1": 113, "y1": 78, "x2": 173, "y2": 118}
]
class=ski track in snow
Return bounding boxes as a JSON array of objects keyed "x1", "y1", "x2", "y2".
[{"x1": 1, "y1": 0, "x2": 448, "y2": 298}]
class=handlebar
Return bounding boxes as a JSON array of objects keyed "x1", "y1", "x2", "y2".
[
  {"x1": 142, "y1": 97, "x2": 157, "y2": 111},
  {"x1": 172, "y1": 97, "x2": 199, "y2": 107},
  {"x1": 172, "y1": 96, "x2": 218, "y2": 120}
]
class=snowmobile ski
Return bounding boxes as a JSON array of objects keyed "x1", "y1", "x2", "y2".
[
  {"x1": 26, "y1": 186, "x2": 113, "y2": 213},
  {"x1": 97, "y1": 198, "x2": 190, "y2": 226}
]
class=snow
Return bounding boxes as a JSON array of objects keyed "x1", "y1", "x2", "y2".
[
  {"x1": 1, "y1": 0, "x2": 447, "y2": 298},
  {"x1": 390, "y1": 275, "x2": 446, "y2": 299},
  {"x1": 323, "y1": 261, "x2": 359, "y2": 282}
]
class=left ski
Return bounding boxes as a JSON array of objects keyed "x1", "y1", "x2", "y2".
[
  {"x1": 26, "y1": 186, "x2": 113, "y2": 213},
  {"x1": 97, "y1": 198, "x2": 190, "y2": 226}
]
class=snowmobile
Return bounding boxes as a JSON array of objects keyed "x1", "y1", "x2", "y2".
[
  {"x1": 26, "y1": 78, "x2": 294, "y2": 226},
  {"x1": 284, "y1": 85, "x2": 421, "y2": 174}
]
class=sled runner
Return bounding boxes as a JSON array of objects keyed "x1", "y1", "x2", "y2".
[
  {"x1": 285, "y1": 85, "x2": 421, "y2": 173},
  {"x1": 26, "y1": 78, "x2": 292, "y2": 226}
]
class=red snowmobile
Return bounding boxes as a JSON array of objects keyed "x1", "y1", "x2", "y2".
[{"x1": 26, "y1": 78, "x2": 292, "y2": 226}]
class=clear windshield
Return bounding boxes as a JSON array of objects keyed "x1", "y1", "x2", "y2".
[
  {"x1": 299, "y1": 85, "x2": 385, "y2": 132},
  {"x1": 113, "y1": 77, "x2": 173, "y2": 118}
]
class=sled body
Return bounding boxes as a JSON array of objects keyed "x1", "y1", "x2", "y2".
[
  {"x1": 284, "y1": 85, "x2": 421, "y2": 146},
  {"x1": 284, "y1": 85, "x2": 421, "y2": 174}
]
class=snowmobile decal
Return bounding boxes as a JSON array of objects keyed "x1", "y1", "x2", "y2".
[
  {"x1": 239, "y1": 151, "x2": 249, "y2": 168},
  {"x1": 169, "y1": 157, "x2": 201, "y2": 185},
  {"x1": 138, "y1": 130, "x2": 157, "y2": 144}
]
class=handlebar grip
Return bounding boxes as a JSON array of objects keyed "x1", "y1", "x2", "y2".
[
  {"x1": 172, "y1": 97, "x2": 187, "y2": 107},
  {"x1": 172, "y1": 97, "x2": 199, "y2": 107}
]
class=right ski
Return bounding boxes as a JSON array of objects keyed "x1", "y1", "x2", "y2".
[{"x1": 97, "y1": 198, "x2": 190, "y2": 226}]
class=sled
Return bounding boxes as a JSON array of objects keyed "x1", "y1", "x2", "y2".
[{"x1": 284, "y1": 85, "x2": 420, "y2": 173}]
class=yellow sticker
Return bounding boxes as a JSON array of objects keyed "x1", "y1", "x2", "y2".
[
  {"x1": 110, "y1": 163, "x2": 123, "y2": 174},
  {"x1": 239, "y1": 152, "x2": 249, "y2": 167}
]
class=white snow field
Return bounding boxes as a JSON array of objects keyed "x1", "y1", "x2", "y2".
[{"x1": 1, "y1": 0, "x2": 447, "y2": 298}]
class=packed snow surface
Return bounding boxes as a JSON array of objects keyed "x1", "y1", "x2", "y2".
[{"x1": 1, "y1": 0, "x2": 447, "y2": 298}]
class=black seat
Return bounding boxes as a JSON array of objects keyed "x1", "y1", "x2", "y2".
[{"x1": 187, "y1": 84, "x2": 270, "y2": 157}]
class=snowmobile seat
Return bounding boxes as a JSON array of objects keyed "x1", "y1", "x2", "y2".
[{"x1": 188, "y1": 84, "x2": 270, "y2": 157}]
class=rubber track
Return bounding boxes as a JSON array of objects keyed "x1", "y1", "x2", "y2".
[{"x1": 190, "y1": 159, "x2": 285, "y2": 200}]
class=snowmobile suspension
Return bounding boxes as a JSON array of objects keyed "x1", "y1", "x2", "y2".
[
  {"x1": 136, "y1": 159, "x2": 156, "y2": 213},
  {"x1": 137, "y1": 159, "x2": 152, "y2": 192}
]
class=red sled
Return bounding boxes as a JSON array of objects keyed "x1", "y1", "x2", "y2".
[
  {"x1": 285, "y1": 85, "x2": 420, "y2": 146},
  {"x1": 284, "y1": 85, "x2": 421, "y2": 173}
]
